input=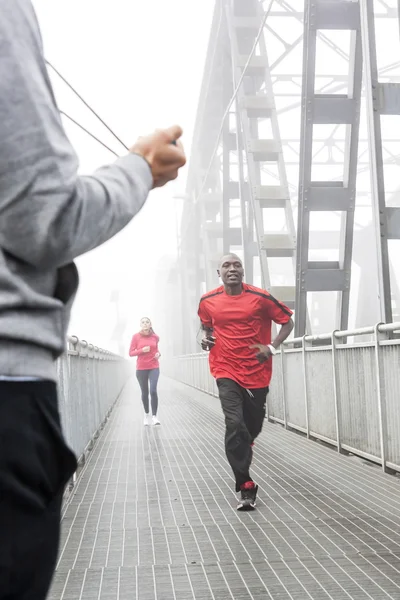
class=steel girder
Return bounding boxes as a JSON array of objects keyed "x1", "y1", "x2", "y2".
[
  {"x1": 359, "y1": 0, "x2": 400, "y2": 326},
  {"x1": 189, "y1": 0, "x2": 298, "y2": 316},
  {"x1": 178, "y1": 0, "x2": 226, "y2": 353},
  {"x1": 294, "y1": 0, "x2": 400, "y2": 336},
  {"x1": 226, "y1": 0, "x2": 297, "y2": 307},
  {"x1": 179, "y1": 0, "x2": 298, "y2": 351},
  {"x1": 295, "y1": 0, "x2": 362, "y2": 336},
  {"x1": 175, "y1": 0, "x2": 400, "y2": 354}
]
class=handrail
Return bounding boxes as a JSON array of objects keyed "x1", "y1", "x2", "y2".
[
  {"x1": 57, "y1": 336, "x2": 131, "y2": 476},
  {"x1": 167, "y1": 320, "x2": 400, "y2": 475},
  {"x1": 67, "y1": 335, "x2": 122, "y2": 359},
  {"x1": 285, "y1": 321, "x2": 400, "y2": 346},
  {"x1": 172, "y1": 322, "x2": 400, "y2": 359}
]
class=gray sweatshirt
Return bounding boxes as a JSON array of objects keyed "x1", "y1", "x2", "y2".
[{"x1": 0, "y1": 0, "x2": 153, "y2": 380}]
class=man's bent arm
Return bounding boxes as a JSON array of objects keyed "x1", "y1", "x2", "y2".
[
  {"x1": 271, "y1": 319, "x2": 294, "y2": 349},
  {"x1": 201, "y1": 323, "x2": 214, "y2": 335},
  {"x1": 0, "y1": 1, "x2": 152, "y2": 269}
]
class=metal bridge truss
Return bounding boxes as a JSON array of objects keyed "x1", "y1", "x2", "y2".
[
  {"x1": 296, "y1": 0, "x2": 400, "y2": 336},
  {"x1": 176, "y1": 0, "x2": 400, "y2": 354}
]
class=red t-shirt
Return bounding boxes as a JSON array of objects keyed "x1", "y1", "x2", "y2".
[
  {"x1": 198, "y1": 283, "x2": 292, "y2": 389},
  {"x1": 129, "y1": 332, "x2": 160, "y2": 370}
]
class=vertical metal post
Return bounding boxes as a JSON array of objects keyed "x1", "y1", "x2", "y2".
[
  {"x1": 398, "y1": 0, "x2": 400, "y2": 37},
  {"x1": 373, "y1": 323, "x2": 388, "y2": 472},
  {"x1": 296, "y1": 0, "x2": 317, "y2": 337},
  {"x1": 359, "y1": 0, "x2": 393, "y2": 324},
  {"x1": 302, "y1": 335, "x2": 310, "y2": 438},
  {"x1": 222, "y1": 46, "x2": 233, "y2": 258},
  {"x1": 233, "y1": 102, "x2": 253, "y2": 278},
  {"x1": 337, "y1": 27, "x2": 363, "y2": 332},
  {"x1": 191, "y1": 356, "x2": 194, "y2": 388},
  {"x1": 331, "y1": 330, "x2": 342, "y2": 453},
  {"x1": 296, "y1": 0, "x2": 362, "y2": 337},
  {"x1": 280, "y1": 345, "x2": 288, "y2": 429}
]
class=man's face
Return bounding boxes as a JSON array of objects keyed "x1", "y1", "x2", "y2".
[{"x1": 218, "y1": 255, "x2": 244, "y2": 286}]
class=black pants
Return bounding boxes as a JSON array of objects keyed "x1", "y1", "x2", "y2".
[
  {"x1": 0, "y1": 381, "x2": 77, "y2": 600},
  {"x1": 136, "y1": 368, "x2": 160, "y2": 415},
  {"x1": 217, "y1": 378, "x2": 268, "y2": 492}
]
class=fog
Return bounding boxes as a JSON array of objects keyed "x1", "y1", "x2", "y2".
[
  {"x1": 31, "y1": 0, "x2": 400, "y2": 355},
  {"x1": 32, "y1": 0, "x2": 215, "y2": 354}
]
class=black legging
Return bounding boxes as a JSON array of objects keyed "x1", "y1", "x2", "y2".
[{"x1": 136, "y1": 368, "x2": 160, "y2": 415}]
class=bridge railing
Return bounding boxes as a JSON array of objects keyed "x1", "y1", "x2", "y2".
[
  {"x1": 56, "y1": 336, "x2": 131, "y2": 464},
  {"x1": 166, "y1": 322, "x2": 400, "y2": 474}
]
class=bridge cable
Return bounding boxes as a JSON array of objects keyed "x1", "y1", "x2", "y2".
[
  {"x1": 46, "y1": 60, "x2": 129, "y2": 152},
  {"x1": 59, "y1": 111, "x2": 120, "y2": 157}
]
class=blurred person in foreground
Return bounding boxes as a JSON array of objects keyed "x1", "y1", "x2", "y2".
[
  {"x1": 198, "y1": 254, "x2": 294, "y2": 511},
  {"x1": 129, "y1": 317, "x2": 162, "y2": 426},
  {"x1": 0, "y1": 1, "x2": 186, "y2": 598}
]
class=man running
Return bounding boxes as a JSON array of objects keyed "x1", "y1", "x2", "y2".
[{"x1": 198, "y1": 254, "x2": 294, "y2": 511}]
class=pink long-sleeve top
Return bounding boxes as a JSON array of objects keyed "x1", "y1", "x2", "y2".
[{"x1": 129, "y1": 332, "x2": 160, "y2": 370}]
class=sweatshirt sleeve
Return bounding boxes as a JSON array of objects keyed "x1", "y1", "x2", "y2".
[
  {"x1": 129, "y1": 335, "x2": 141, "y2": 357},
  {"x1": 0, "y1": 1, "x2": 153, "y2": 269}
]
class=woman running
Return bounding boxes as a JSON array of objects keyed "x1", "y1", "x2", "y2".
[{"x1": 129, "y1": 317, "x2": 161, "y2": 426}]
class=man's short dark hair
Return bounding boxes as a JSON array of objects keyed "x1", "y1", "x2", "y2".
[{"x1": 219, "y1": 253, "x2": 243, "y2": 269}]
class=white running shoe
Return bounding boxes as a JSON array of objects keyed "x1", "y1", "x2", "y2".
[
  {"x1": 144, "y1": 414, "x2": 150, "y2": 426},
  {"x1": 152, "y1": 415, "x2": 160, "y2": 426}
]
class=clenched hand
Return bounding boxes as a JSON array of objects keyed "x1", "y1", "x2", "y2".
[{"x1": 131, "y1": 125, "x2": 186, "y2": 188}]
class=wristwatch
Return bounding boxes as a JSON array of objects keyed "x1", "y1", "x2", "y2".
[{"x1": 267, "y1": 344, "x2": 277, "y2": 356}]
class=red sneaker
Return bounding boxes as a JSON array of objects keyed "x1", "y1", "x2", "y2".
[{"x1": 237, "y1": 481, "x2": 258, "y2": 511}]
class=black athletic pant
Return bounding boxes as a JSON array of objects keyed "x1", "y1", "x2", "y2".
[
  {"x1": 136, "y1": 368, "x2": 160, "y2": 415},
  {"x1": 217, "y1": 378, "x2": 269, "y2": 492},
  {"x1": 0, "y1": 381, "x2": 77, "y2": 600}
]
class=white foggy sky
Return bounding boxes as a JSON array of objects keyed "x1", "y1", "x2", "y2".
[{"x1": 31, "y1": 0, "x2": 215, "y2": 351}]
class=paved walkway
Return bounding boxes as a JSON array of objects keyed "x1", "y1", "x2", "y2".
[{"x1": 50, "y1": 377, "x2": 400, "y2": 599}]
